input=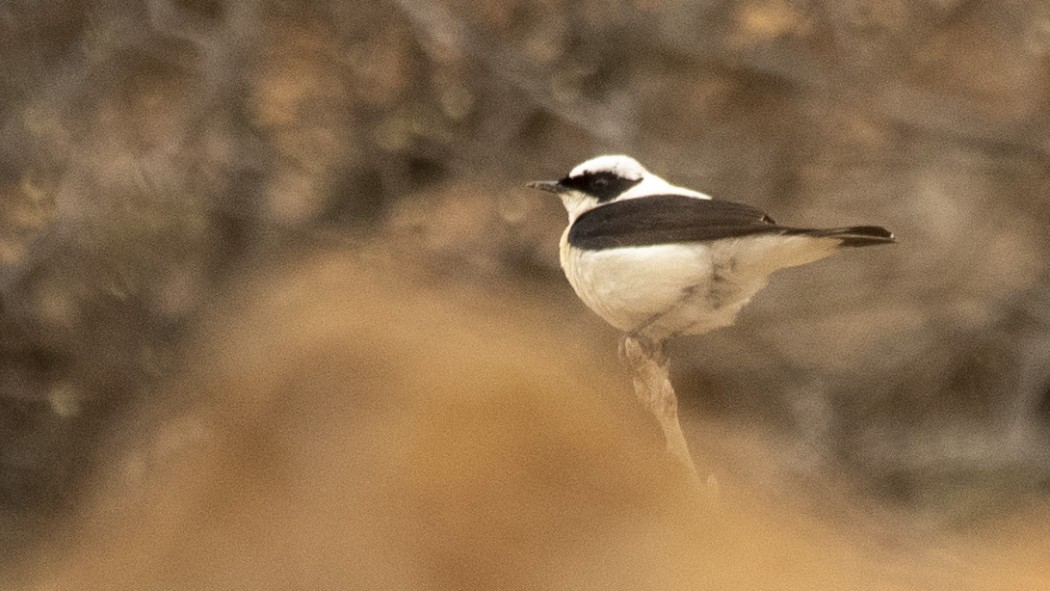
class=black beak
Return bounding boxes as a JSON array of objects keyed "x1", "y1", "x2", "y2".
[{"x1": 525, "y1": 180, "x2": 565, "y2": 194}]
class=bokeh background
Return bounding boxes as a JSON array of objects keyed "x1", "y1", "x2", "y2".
[{"x1": 2, "y1": 0, "x2": 1050, "y2": 588}]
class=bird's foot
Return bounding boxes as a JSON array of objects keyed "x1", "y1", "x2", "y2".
[{"x1": 620, "y1": 333, "x2": 666, "y2": 367}]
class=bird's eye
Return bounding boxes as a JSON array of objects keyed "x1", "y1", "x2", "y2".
[{"x1": 594, "y1": 177, "x2": 609, "y2": 187}]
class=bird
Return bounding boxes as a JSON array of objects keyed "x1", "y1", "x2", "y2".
[{"x1": 527, "y1": 154, "x2": 895, "y2": 346}]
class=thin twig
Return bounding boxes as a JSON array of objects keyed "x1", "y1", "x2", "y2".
[{"x1": 620, "y1": 335, "x2": 702, "y2": 488}]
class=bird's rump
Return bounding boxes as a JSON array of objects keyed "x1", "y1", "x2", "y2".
[{"x1": 567, "y1": 195, "x2": 894, "y2": 250}]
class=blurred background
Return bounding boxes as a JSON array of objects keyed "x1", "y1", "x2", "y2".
[{"x1": 2, "y1": 0, "x2": 1050, "y2": 588}]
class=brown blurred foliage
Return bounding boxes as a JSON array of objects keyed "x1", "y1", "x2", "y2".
[{"x1": 1, "y1": 0, "x2": 1050, "y2": 581}]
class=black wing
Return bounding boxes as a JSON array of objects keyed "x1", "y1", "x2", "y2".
[
  {"x1": 568, "y1": 195, "x2": 895, "y2": 250},
  {"x1": 567, "y1": 195, "x2": 782, "y2": 250}
]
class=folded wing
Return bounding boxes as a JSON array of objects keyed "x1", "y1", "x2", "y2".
[{"x1": 567, "y1": 195, "x2": 894, "y2": 250}]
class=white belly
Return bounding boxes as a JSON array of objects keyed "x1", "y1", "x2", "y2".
[{"x1": 559, "y1": 230, "x2": 840, "y2": 341}]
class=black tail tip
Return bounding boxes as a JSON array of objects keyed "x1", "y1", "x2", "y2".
[{"x1": 835, "y1": 225, "x2": 896, "y2": 247}]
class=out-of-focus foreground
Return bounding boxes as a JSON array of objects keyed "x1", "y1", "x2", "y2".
[
  {"x1": 1, "y1": 0, "x2": 1049, "y2": 587},
  {"x1": 20, "y1": 256, "x2": 1050, "y2": 589}
]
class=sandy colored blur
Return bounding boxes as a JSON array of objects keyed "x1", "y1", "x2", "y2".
[{"x1": 13, "y1": 251, "x2": 1048, "y2": 590}]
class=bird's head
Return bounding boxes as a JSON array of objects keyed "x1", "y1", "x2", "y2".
[{"x1": 527, "y1": 155, "x2": 707, "y2": 222}]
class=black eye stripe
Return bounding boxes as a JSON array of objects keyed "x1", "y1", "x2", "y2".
[{"x1": 559, "y1": 171, "x2": 642, "y2": 202}]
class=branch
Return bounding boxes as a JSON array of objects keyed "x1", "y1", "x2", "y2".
[{"x1": 620, "y1": 335, "x2": 702, "y2": 488}]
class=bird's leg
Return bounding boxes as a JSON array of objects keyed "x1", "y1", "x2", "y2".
[
  {"x1": 621, "y1": 314, "x2": 663, "y2": 342},
  {"x1": 620, "y1": 334, "x2": 701, "y2": 488}
]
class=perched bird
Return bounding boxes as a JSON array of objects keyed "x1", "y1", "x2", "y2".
[{"x1": 528, "y1": 155, "x2": 895, "y2": 344}]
